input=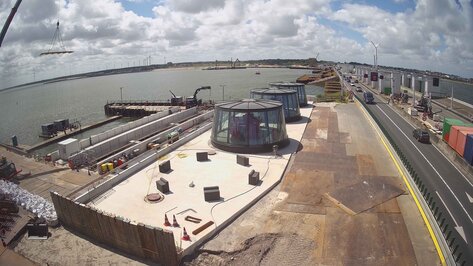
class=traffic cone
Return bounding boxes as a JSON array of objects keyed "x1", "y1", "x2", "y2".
[
  {"x1": 163, "y1": 214, "x2": 171, "y2": 227},
  {"x1": 181, "y1": 227, "x2": 190, "y2": 241},
  {"x1": 172, "y1": 215, "x2": 180, "y2": 227}
]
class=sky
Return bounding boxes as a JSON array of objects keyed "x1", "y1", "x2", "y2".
[{"x1": 0, "y1": 0, "x2": 472, "y2": 88}]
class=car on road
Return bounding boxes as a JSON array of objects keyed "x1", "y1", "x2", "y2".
[
  {"x1": 363, "y1": 91, "x2": 374, "y2": 104},
  {"x1": 413, "y1": 128, "x2": 430, "y2": 143},
  {"x1": 355, "y1": 86, "x2": 363, "y2": 92},
  {"x1": 350, "y1": 83, "x2": 355, "y2": 86}
]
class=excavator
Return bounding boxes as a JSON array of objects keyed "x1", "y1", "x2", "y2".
[
  {"x1": 169, "y1": 86, "x2": 211, "y2": 108},
  {"x1": 185, "y1": 86, "x2": 211, "y2": 109},
  {"x1": 0, "y1": 156, "x2": 21, "y2": 180}
]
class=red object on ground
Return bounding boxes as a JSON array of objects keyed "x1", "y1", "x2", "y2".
[
  {"x1": 181, "y1": 227, "x2": 190, "y2": 241},
  {"x1": 164, "y1": 214, "x2": 171, "y2": 227},
  {"x1": 449, "y1": 125, "x2": 473, "y2": 152},
  {"x1": 172, "y1": 215, "x2": 179, "y2": 227}
]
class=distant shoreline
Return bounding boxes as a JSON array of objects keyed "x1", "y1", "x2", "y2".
[{"x1": 0, "y1": 63, "x2": 292, "y2": 93}]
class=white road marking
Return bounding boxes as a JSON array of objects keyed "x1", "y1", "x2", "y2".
[
  {"x1": 467, "y1": 192, "x2": 473, "y2": 204},
  {"x1": 436, "y1": 191, "x2": 468, "y2": 244},
  {"x1": 376, "y1": 105, "x2": 473, "y2": 223},
  {"x1": 381, "y1": 97, "x2": 473, "y2": 188}
]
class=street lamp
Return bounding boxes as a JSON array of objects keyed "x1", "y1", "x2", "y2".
[{"x1": 120, "y1": 87, "x2": 123, "y2": 101}]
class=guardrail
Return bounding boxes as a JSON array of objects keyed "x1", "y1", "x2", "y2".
[{"x1": 354, "y1": 93, "x2": 460, "y2": 266}]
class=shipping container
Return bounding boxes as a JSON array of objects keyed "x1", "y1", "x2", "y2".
[
  {"x1": 455, "y1": 128, "x2": 473, "y2": 156},
  {"x1": 449, "y1": 126, "x2": 473, "y2": 149},
  {"x1": 442, "y1": 118, "x2": 464, "y2": 142},
  {"x1": 464, "y1": 134, "x2": 473, "y2": 166}
]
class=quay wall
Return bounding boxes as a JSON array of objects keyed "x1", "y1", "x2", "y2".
[{"x1": 50, "y1": 192, "x2": 179, "y2": 266}]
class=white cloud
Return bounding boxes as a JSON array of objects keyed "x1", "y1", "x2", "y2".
[{"x1": 0, "y1": 0, "x2": 472, "y2": 88}]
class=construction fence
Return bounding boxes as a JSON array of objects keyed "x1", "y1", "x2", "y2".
[{"x1": 50, "y1": 191, "x2": 179, "y2": 266}]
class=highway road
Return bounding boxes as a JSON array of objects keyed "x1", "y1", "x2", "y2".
[{"x1": 347, "y1": 80, "x2": 473, "y2": 264}]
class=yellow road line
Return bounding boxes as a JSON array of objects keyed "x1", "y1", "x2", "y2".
[{"x1": 355, "y1": 100, "x2": 447, "y2": 266}]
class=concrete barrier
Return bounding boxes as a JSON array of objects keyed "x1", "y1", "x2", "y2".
[
  {"x1": 70, "y1": 107, "x2": 192, "y2": 162},
  {"x1": 96, "y1": 110, "x2": 214, "y2": 171}
]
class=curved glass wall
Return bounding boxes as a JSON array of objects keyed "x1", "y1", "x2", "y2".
[
  {"x1": 211, "y1": 100, "x2": 289, "y2": 153},
  {"x1": 250, "y1": 88, "x2": 301, "y2": 122},
  {"x1": 269, "y1": 82, "x2": 307, "y2": 106}
]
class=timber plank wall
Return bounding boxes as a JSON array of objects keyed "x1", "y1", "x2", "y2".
[{"x1": 50, "y1": 191, "x2": 179, "y2": 265}]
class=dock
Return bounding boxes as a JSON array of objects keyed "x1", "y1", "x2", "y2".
[
  {"x1": 104, "y1": 100, "x2": 179, "y2": 117},
  {"x1": 19, "y1": 116, "x2": 122, "y2": 154}
]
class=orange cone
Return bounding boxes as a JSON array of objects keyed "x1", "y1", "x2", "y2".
[
  {"x1": 181, "y1": 227, "x2": 190, "y2": 241},
  {"x1": 164, "y1": 214, "x2": 171, "y2": 227},
  {"x1": 172, "y1": 215, "x2": 180, "y2": 227}
]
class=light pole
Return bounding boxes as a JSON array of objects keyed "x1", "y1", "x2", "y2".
[
  {"x1": 120, "y1": 87, "x2": 123, "y2": 101},
  {"x1": 451, "y1": 87, "x2": 454, "y2": 109},
  {"x1": 220, "y1": 84, "x2": 226, "y2": 101}
]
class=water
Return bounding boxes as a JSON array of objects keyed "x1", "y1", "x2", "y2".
[
  {"x1": 0, "y1": 67, "x2": 322, "y2": 148},
  {"x1": 439, "y1": 79, "x2": 473, "y2": 105}
]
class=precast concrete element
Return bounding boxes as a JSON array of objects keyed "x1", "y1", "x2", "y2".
[
  {"x1": 75, "y1": 121, "x2": 213, "y2": 204},
  {"x1": 392, "y1": 72, "x2": 402, "y2": 94},
  {"x1": 78, "y1": 107, "x2": 180, "y2": 150},
  {"x1": 96, "y1": 110, "x2": 214, "y2": 171},
  {"x1": 70, "y1": 107, "x2": 197, "y2": 163}
]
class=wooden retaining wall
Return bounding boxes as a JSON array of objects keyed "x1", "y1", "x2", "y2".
[{"x1": 50, "y1": 191, "x2": 178, "y2": 266}]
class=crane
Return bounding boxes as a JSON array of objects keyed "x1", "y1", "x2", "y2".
[
  {"x1": 0, "y1": 0, "x2": 22, "y2": 47},
  {"x1": 169, "y1": 90, "x2": 183, "y2": 106}
]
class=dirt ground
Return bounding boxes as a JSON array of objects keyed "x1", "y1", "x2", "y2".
[
  {"x1": 11, "y1": 227, "x2": 150, "y2": 266},
  {"x1": 183, "y1": 103, "x2": 439, "y2": 266}
]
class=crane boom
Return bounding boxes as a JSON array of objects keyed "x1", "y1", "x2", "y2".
[
  {"x1": 0, "y1": 0, "x2": 23, "y2": 47},
  {"x1": 186, "y1": 86, "x2": 211, "y2": 109},
  {"x1": 193, "y1": 86, "x2": 211, "y2": 99}
]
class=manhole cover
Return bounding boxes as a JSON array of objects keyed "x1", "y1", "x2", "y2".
[{"x1": 145, "y1": 193, "x2": 164, "y2": 203}]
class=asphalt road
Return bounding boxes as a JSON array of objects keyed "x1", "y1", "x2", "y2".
[{"x1": 348, "y1": 81, "x2": 473, "y2": 264}]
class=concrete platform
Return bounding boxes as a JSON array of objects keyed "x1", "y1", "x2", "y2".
[{"x1": 89, "y1": 104, "x2": 313, "y2": 254}]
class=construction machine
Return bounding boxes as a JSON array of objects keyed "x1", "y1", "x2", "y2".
[
  {"x1": 0, "y1": 156, "x2": 21, "y2": 180},
  {"x1": 169, "y1": 90, "x2": 184, "y2": 106},
  {"x1": 186, "y1": 86, "x2": 211, "y2": 109}
]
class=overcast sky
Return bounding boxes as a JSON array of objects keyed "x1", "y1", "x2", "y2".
[{"x1": 1, "y1": 0, "x2": 472, "y2": 88}]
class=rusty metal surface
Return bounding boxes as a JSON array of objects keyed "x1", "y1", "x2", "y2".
[
  {"x1": 277, "y1": 104, "x2": 418, "y2": 264},
  {"x1": 324, "y1": 176, "x2": 405, "y2": 215}
]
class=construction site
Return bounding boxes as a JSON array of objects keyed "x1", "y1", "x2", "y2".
[{"x1": 1, "y1": 80, "x2": 440, "y2": 265}]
